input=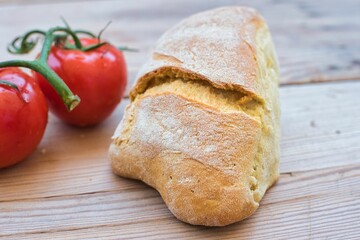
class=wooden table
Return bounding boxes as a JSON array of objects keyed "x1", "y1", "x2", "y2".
[{"x1": 1, "y1": 0, "x2": 359, "y2": 239}]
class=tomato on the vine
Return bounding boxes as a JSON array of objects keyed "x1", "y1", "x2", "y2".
[
  {"x1": 0, "y1": 68, "x2": 48, "y2": 168},
  {"x1": 0, "y1": 25, "x2": 128, "y2": 167},
  {"x1": 35, "y1": 38, "x2": 127, "y2": 127}
]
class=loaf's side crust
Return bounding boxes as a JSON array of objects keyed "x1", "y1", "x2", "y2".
[{"x1": 111, "y1": 93, "x2": 262, "y2": 226}]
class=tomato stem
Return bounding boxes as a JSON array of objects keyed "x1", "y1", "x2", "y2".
[
  {"x1": 0, "y1": 26, "x2": 93, "y2": 111},
  {"x1": 2, "y1": 23, "x2": 133, "y2": 111},
  {"x1": 32, "y1": 61, "x2": 80, "y2": 111},
  {"x1": 0, "y1": 59, "x2": 80, "y2": 111},
  {"x1": 8, "y1": 30, "x2": 45, "y2": 54},
  {"x1": 0, "y1": 79, "x2": 27, "y2": 103}
]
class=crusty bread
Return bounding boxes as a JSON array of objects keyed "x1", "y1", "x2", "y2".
[{"x1": 109, "y1": 6, "x2": 280, "y2": 226}]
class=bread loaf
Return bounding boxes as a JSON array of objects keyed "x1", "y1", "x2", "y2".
[{"x1": 109, "y1": 6, "x2": 280, "y2": 226}]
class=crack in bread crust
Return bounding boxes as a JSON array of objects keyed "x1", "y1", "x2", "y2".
[
  {"x1": 139, "y1": 75, "x2": 262, "y2": 118},
  {"x1": 130, "y1": 67, "x2": 265, "y2": 104}
]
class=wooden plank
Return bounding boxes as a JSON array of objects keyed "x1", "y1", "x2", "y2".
[
  {"x1": 0, "y1": 0, "x2": 358, "y2": 91},
  {"x1": 0, "y1": 1, "x2": 359, "y2": 238},
  {"x1": 0, "y1": 81, "x2": 359, "y2": 202},
  {"x1": 280, "y1": 81, "x2": 360, "y2": 173},
  {"x1": 1, "y1": 164, "x2": 359, "y2": 239}
]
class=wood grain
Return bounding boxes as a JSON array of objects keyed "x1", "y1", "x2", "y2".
[
  {"x1": 1, "y1": 81, "x2": 359, "y2": 202},
  {"x1": 280, "y1": 81, "x2": 360, "y2": 173},
  {"x1": 0, "y1": 0, "x2": 359, "y2": 92},
  {"x1": 0, "y1": 81, "x2": 359, "y2": 239},
  {"x1": 0, "y1": 0, "x2": 359, "y2": 238},
  {"x1": 1, "y1": 164, "x2": 359, "y2": 239},
  {"x1": 0, "y1": 82, "x2": 360, "y2": 201}
]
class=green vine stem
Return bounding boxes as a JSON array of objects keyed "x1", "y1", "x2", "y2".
[
  {"x1": 0, "y1": 79, "x2": 21, "y2": 91},
  {"x1": 1, "y1": 23, "x2": 136, "y2": 110},
  {"x1": 0, "y1": 59, "x2": 80, "y2": 111},
  {"x1": 0, "y1": 26, "x2": 88, "y2": 111},
  {"x1": 0, "y1": 79, "x2": 27, "y2": 103}
]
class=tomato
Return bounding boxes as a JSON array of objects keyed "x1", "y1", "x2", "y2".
[
  {"x1": 0, "y1": 68, "x2": 48, "y2": 168},
  {"x1": 35, "y1": 38, "x2": 127, "y2": 127}
]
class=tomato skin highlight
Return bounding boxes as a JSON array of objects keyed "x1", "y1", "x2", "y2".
[
  {"x1": 0, "y1": 68, "x2": 48, "y2": 168},
  {"x1": 35, "y1": 38, "x2": 127, "y2": 127}
]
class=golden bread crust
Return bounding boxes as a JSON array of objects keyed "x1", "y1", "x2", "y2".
[
  {"x1": 130, "y1": 6, "x2": 266, "y2": 101},
  {"x1": 110, "y1": 6, "x2": 280, "y2": 226},
  {"x1": 111, "y1": 93, "x2": 261, "y2": 225}
]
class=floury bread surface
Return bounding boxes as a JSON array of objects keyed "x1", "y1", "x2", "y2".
[{"x1": 110, "y1": 6, "x2": 280, "y2": 226}]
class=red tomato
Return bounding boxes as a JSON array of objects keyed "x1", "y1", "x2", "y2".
[
  {"x1": 0, "y1": 68, "x2": 48, "y2": 168},
  {"x1": 35, "y1": 38, "x2": 127, "y2": 127}
]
